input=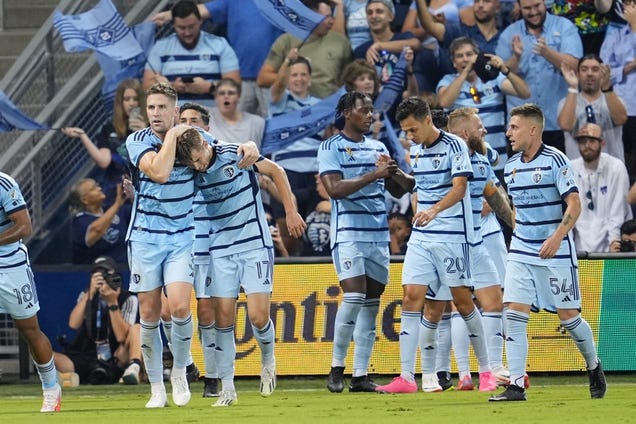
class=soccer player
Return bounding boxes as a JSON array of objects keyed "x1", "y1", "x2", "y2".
[
  {"x1": 174, "y1": 127, "x2": 306, "y2": 406},
  {"x1": 490, "y1": 103, "x2": 607, "y2": 402},
  {"x1": 376, "y1": 97, "x2": 496, "y2": 394},
  {"x1": 318, "y1": 91, "x2": 413, "y2": 393},
  {"x1": 0, "y1": 172, "x2": 61, "y2": 412},
  {"x1": 125, "y1": 83, "x2": 256, "y2": 408}
]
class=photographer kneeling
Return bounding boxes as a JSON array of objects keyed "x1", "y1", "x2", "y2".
[
  {"x1": 609, "y1": 219, "x2": 636, "y2": 253},
  {"x1": 55, "y1": 256, "x2": 142, "y2": 385}
]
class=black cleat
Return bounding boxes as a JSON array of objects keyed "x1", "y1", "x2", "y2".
[
  {"x1": 327, "y1": 366, "x2": 345, "y2": 393},
  {"x1": 437, "y1": 371, "x2": 453, "y2": 391},
  {"x1": 186, "y1": 362, "x2": 200, "y2": 384},
  {"x1": 203, "y1": 377, "x2": 220, "y2": 398},
  {"x1": 349, "y1": 375, "x2": 378, "y2": 392},
  {"x1": 489, "y1": 385, "x2": 527, "y2": 402},
  {"x1": 588, "y1": 360, "x2": 607, "y2": 399}
]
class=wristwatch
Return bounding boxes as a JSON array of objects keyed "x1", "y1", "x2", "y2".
[{"x1": 107, "y1": 304, "x2": 119, "y2": 312}]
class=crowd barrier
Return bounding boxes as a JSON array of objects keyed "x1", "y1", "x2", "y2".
[{"x1": 32, "y1": 256, "x2": 635, "y2": 376}]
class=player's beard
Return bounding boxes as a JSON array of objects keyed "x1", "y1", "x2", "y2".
[{"x1": 467, "y1": 133, "x2": 486, "y2": 156}]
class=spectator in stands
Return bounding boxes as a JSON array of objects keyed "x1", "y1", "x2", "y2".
[
  {"x1": 571, "y1": 123, "x2": 632, "y2": 252},
  {"x1": 207, "y1": 79, "x2": 265, "y2": 148},
  {"x1": 609, "y1": 218, "x2": 636, "y2": 252},
  {"x1": 332, "y1": 0, "x2": 373, "y2": 50},
  {"x1": 600, "y1": 1, "x2": 636, "y2": 184},
  {"x1": 496, "y1": 0, "x2": 583, "y2": 153},
  {"x1": 302, "y1": 174, "x2": 332, "y2": 256},
  {"x1": 152, "y1": 0, "x2": 282, "y2": 117},
  {"x1": 354, "y1": 0, "x2": 420, "y2": 86},
  {"x1": 557, "y1": 54, "x2": 628, "y2": 161},
  {"x1": 388, "y1": 212, "x2": 411, "y2": 254},
  {"x1": 61, "y1": 79, "x2": 146, "y2": 208},
  {"x1": 69, "y1": 178, "x2": 131, "y2": 265},
  {"x1": 437, "y1": 37, "x2": 530, "y2": 173},
  {"x1": 143, "y1": 0, "x2": 240, "y2": 108},
  {"x1": 54, "y1": 256, "x2": 142, "y2": 386},
  {"x1": 551, "y1": 0, "x2": 611, "y2": 55},
  {"x1": 0, "y1": 172, "x2": 61, "y2": 412},
  {"x1": 268, "y1": 55, "x2": 323, "y2": 255},
  {"x1": 257, "y1": 0, "x2": 353, "y2": 99}
]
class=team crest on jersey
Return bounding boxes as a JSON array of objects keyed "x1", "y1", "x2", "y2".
[
  {"x1": 132, "y1": 274, "x2": 141, "y2": 284},
  {"x1": 343, "y1": 259, "x2": 352, "y2": 270},
  {"x1": 532, "y1": 168, "x2": 542, "y2": 184},
  {"x1": 223, "y1": 165, "x2": 235, "y2": 179},
  {"x1": 479, "y1": 165, "x2": 486, "y2": 175},
  {"x1": 432, "y1": 155, "x2": 441, "y2": 169}
]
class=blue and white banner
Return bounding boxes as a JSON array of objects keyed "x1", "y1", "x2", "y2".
[
  {"x1": 53, "y1": 0, "x2": 143, "y2": 61},
  {"x1": 262, "y1": 87, "x2": 346, "y2": 155},
  {"x1": 254, "y1": 0, "x2": 326, "y2": 41},
  {"x1": 373, "y1": 52, "x2": 407, "y2": 114},
  {"x1": 0, "y1": 90, "x2": 48, "y2": 132}
]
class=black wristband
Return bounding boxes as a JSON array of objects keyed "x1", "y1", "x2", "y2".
[
  {"x1": 601, "y1": 86, "x2": 613, "y2": 93},
  {"x1": 108, "y1": 304, "x2": 119, "y2": 312},
  {"x1": 501, "y1": 68, "x2": 510, "y2": 76},
  {"x1": 208, "y1": 81, "x2": 216, "y2": 97}
]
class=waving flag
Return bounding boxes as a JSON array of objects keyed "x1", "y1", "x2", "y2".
[
  {"x1": 254, "y1": 0, "x2": 325, "y2": 41},
  {"x1": 373, "y1": 52, "x2": 407, "y2": 114},
  {"x1": 262, "y1": 87, "x2": 346, "y2": 155},
  {"x1": 0, "y1": 91, "x2": 48, "y2": 132}
]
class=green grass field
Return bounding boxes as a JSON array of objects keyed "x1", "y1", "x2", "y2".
[{"x1": 1, "y1": 374, "x2": 635, "y2": 424}]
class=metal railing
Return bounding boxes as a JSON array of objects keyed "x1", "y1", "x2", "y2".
[{"x1": 0, "y1": 0, "x2": 171, "y2": 249}]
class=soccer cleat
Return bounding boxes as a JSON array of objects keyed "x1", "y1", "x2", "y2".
[
  {"x1": 40, "y1": 384, "x2": 61, "y2": 412},
  {"x1": 122, "y1": 363, "x2": 140, "y2": 385},
  {"x1": 57, "y1": 371, "x2": 80, "y2": 388},
  {"x1": 213, "y1": 390, "x2": 238, "y2": 407},
  {"x1": 478, "y1": 371, "x2": 497, "y2": 392},
  {"x1": 171, "y1": 372, "x2": 191, "y2": 406},
  {"x1": 457, "y1": 374, "x2": 474, "y2": 391},
  {"x1": 489, "y1": 384, "x2": 527, "y2": 401},
  {"x1": 349, "y1": 375, "x2": 378, "y2": 392},
  {"x1": 145, "y1": 389, "x2": 168, "y2": 408},
  {"x1": 587, "y1": 360, "x2": 607, "y2": 399},
  {"x1": 421, "y1": 373, "x2": 443, "y2": 392},
  {"x1": 186, "y1": 362, "x2": 200, "y2": 384},
  {"x1": 376, "y1": 376, "x2": 417, "y2": 393},
  {"x1": 436, "y1": 371, "x2": 453, "y2": 391},
  {"x1": 327, "y1": 366, "x2": 345, "y2": 393},
  {"x1": 203, "y1": 377, "x2": 220, "y2": 398},
  {"x1": 260, "y1": 361, "x2": 277, "y2": 397}
]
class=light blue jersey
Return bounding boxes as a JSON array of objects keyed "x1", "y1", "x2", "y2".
[
  {"x1": 504, "y1": 144, "x2": 579, "y2": 267},
  {"x1": 468, "y1": 151, "x2": 499, "y2": 244},
  {"x1": 126, "y1": 127, "x2": 196, "y2": 245},
  {"x1": 0, "y1": 173, "x2": 29, "y2": 269},
  {"x1": 193, "y1": 193, "x2": 210, "y2": 266},
  {"x1": 317, "y1": 133, "x2": 390, "y2": 248},
  {"x1": 195, "y1": 144, "x2": 273, "y2": 258},
  {"x1": 409, "y1": 131, "x2": 476, "y2": 245}
]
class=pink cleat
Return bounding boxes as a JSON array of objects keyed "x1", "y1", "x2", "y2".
[
  {"x1": 457, "y1": 374, "x2": 474, "y2": 391},
  {"x1": 376, "y1": 376, "x2": 418, "y2": 394},
  {"x1": 478, "y1": 371, "x2": 497, "y2": 392}
]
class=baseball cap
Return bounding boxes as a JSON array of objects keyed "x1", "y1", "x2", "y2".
[
  {"x1": 91, "y1": 256, "x2": 117, "y2": 273},
  {"x1": 574, "y1": 123, "x2": 603, "y2": 143},
  {"x1": 367, "y1": 0, "x2": 395, "y2": 15},
  {"x1": 473, "y1": 52, "x2": 500, "y2": 82}
]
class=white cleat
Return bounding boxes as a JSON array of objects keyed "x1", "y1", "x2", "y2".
[
  {"x1": 213, "y1": 390, "x2": 238, "y2": 407},
  {"x1": 145, "y1": 389, "x2": 168, "y2": 408},
  {"x1": 421, "y1": 373, "x2": 443, "y2": 393},
  {"x1": 122, "y1": 363, "x2": 140, "y2": 385},
  {"x1": 260, "y1": 361, "x2": 276, "y2": 397},
  {"x1": 40, "y1": 384, "x2": 61, "y2": 412},
  {"x1": 171, "y1": 372, "x2": 191, "y2": 406}
]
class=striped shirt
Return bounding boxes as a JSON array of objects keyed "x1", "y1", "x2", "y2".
[
  {"x1": 0, "y1": 172, "x2": 29, "y2": 268},
  {"x1": 468, "y1": 151, "x2": 499, "y2": 244}
]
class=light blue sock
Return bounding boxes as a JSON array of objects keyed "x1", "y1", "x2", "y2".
[
  {"x1": 215, "y1": 324, "x2": 236, "y2": 382},
  {"x1": 161, "y1": 319, "x2": 172, "y2": 352},
  {"x1": 504, "y1": 309, "x2": 529, "y2": 388},
  {"x1": 352, "y1": 298, "x2": 379, "y2": 377},
  {"x1": 199, "y1": 323, "x2": 218, "y2": 378},
  {"x1": 462, "y1": 307, "x2": 490, "y2": 373},
  {"x1": 140, "y1": 320, "x2": 163, "y2": 384},
  {"x1": 171, "y1": 314, "x2": 193, "y2": 369},
  {"x1": 419, "y1": 316, "x2": 438, "y2": 375},
  {"x1": 34, "y1": 355, "x2": 57, "y2": 389},
  {"x1": 451, "y1": 312, "x2": 470, "y2": 376},
  {"x1": 332, "y1": 292, "x2": 365, "y2": 366},
  {"x1": 561, "y1": 315, "x2": 599, "y2": 369},
  {"x1": 482, "y1": 311, "x2": 504, "y2": 369},
  {"x1": 399, "y1": 311, "x2": 422, "y2": 381},
  {"x1": 434, "y1": 312, "x2": 452, "y2": 373},
  {"x1": 252, "y1": 319, "x2": 275, "y2": 366}
]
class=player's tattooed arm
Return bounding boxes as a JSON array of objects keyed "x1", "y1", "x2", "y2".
[{"x1": 484, "y1": 182, "x2": 513, "y2": 228}]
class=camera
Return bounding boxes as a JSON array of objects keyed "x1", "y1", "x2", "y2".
[
  {"x1": 101, "y1": 271, "x2": 122, "y2": 290},
  {"x1": 619, "y1": 239, "x2": 635, "y2": 252}
]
